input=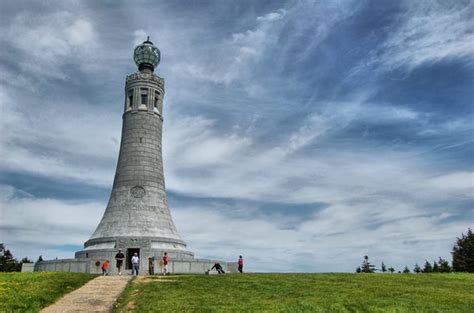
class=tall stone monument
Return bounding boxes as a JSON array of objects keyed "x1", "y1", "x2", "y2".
[
  {"x1": 75, "y1": 38, "x2": 194, "y2": 269},
  {"x1": 33, "y1": 38, "x2": 237, "y2": 275}
]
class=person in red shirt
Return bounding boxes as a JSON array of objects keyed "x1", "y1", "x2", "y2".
[
  {"x1": 162, "y1": 252, "x2": 169, "y2": 275},
  {"x1": 238, "y1": 255, "x2": 244, "y2": 273}
]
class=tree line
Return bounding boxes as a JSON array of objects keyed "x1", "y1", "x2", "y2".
[
  {"x1": 0, "y1": 248, "x2": 33, "y2": 272},
  {"x1": 0, "y1": 244, "x2": 41, "y2": 272},
  {"x1": 356, "y1": 228, "x2": 473, "y2": 273},
  {"x1": 1, "y1": 228, "x2": 473, "y2": 273}
]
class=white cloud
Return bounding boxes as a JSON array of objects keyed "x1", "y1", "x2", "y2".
[
  {"x1": 133, "y1": 29, "x2": 148, "y2": 46},
  {"x1": 2, "y1": 175, "x2": 471, "y2": 271},
  {"x1": 385, "y1": 1, "x2": 474, "y2": 69},
  {"x1": 161, "y1": 98, "x2": 466, "y2": 205},
  {"x1": 349, "y1": 1, "x2": 474, "y2": 76},
  {"x1": 173, "y1": 200, "x2": 471, "y2": 272},
  {"x1": 66, "y1": 18, "x2": 95, "y2": 46},
  {"x1": 257, "y1": 9, "x2": 286, "y2": 22},
  {"x1": 170, "y1": 8, "x2": 287, "y2": 85},
  {"x1": 0, "y1": 184, "x2": 103, "y2": 260},
  {"x1": 0, "y1": 1, "x2": 472, "y2": 272},
  {"x1": 0, "y1": 86, "x2": 119, "y2": 187},
  {"x1": 0, "y1": 7, "x2": 104, "y2": 82},
  {"x1": 164, "y1": 115, "x2": 251, "y2": 167},
  {"x1": 2, "y1": 74, "x2": 471, "y2": 270},
  {"x1": 429, "y1": 172, "x2": 474, "y2": 196}
]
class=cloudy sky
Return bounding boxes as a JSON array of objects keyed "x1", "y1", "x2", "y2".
[{"x1": 0, "y1": 0, "x2": 472, "y2": 272}]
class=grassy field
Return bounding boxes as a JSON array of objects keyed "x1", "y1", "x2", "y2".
[
  {"x1": 0, "y1": 272, "x2": 95, "y2": 312},
  {"x1": 114, "y1": 273, "x2": 474, "y2": 312}
]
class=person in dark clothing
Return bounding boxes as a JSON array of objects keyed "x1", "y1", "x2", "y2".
[
  {"x1": 238, "y1": 255, "x2": 244, "y2": 273},
  {"x1": 115, "y1": 250, "x2": 125, "y2": 275},
  {"x1": 148, "y1": 257, "x2": 155, "y2": 275},
  {"x1": 211, "y1": 262, "x2": 225, "y2": 274}
]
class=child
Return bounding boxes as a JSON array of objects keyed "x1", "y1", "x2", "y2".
[{"x1": 101, "y1": 259, "x2": 110, "y2": 276}]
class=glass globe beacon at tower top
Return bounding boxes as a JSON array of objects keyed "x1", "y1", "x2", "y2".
[{"x1": 133, "y1": 36, "x2": 161, "y2": 72}]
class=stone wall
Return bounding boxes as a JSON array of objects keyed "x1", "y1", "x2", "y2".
[
  {"x1": 21, "y1": 263, "x2": 35, "y2": 272},
  {"x1": 34, "y1": 258, "x2": 238, "y2": 275},
  {"x1": 34, "y1": 259, "x2": 92, "y2": 273}
]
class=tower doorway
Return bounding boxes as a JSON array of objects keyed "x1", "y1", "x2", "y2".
[{"x1": 126, "y1": 248, "x2": 140, "y2": 270}]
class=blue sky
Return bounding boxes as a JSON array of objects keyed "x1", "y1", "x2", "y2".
[{"x1": 0, "y1": 0, "x2": 472, "y2": 272}]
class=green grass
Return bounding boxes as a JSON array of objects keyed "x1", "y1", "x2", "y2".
[
  {"x1": 0, "y1": 272, "x2": 95, "y2": 312},
  {"x1": 114, "y1": 273, "x2": 474, "y2": 312}
]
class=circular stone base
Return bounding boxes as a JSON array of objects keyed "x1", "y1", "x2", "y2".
[{"x1": 75, "y1": 235, "x2": 195, "y2": 275}]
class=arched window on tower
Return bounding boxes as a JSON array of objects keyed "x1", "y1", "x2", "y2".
[
  {"x1": 127, "y1": 90, "x2": 133, "y2": 109},
  {"x1": 154, "y1": 91, "x2": 160, "y2": 111},
  {"x1": 141, "y1": 88, "x2": 148, "y2": 106}
]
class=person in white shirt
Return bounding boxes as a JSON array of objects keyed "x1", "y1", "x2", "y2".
[{"x1": 131, "y1": 253, "x2": 139, "y2": 275}]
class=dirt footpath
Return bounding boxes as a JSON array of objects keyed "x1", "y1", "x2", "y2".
[{"x1": 41, "y1": 276, "x2": 131, "y2": 313}]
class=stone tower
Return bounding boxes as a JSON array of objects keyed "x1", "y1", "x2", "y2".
[{"x1": 76, "y1": 38, "x2": 194, "y2": 266}]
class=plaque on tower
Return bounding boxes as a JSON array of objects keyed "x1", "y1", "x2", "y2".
[{"x1": 130, "y1": 186, "x2": 146, "y2": 198}]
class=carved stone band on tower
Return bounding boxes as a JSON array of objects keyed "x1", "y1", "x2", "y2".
[{"x1": 75, "y1": 38, "x2": 194, "y2": 267}]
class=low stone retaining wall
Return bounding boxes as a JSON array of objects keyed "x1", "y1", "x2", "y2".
[
  {"x1": 34, "y1": 259, "x2": 91, "y2": 273},
  {"x1": 160, "y1": 259, "x2": 238, "y2": 275},
  {"x1": 34, "y1": 258, "x2": 238, "y2": 275},
  {"x1": 21, "y1": 263, "x2": 35, "y2": 272}
]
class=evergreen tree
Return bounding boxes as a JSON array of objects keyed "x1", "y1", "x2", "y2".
[
  {"x1": 361, "y1": 255, "x2": 376, "y2": 273},
  {"x1": 37, "y1": 255, "x2": 44, "y2": 262},
  {"x1": 356, "y1": 267, "x2": 361, "y2": 273},
  {"x1": 403, "y1": 266, "x2": 410, "y2": 273},
  {"x1": 0, "y1": 248, "x2": 21, "y2": 272},
  {"x1": 437, "y1": 257, "x2": 451, "y2": 273},
  {"x1": 452, "y1": 228, "x2": 474, "y2": 272},
  {"x1": 432, "y1": 261, "x2": 439, "y2": 273},
  {"x1": 413, "y1": 263, "x2": 421, "y2": 273},
  {"x1": 381, "y1": 262, "x2": 387, "y2": 273},
  {"x1": 422, "y1": 260, "x2": 433, "y2": 273},
  {"x1": 388, "y1": 267, "x2": 395, "y2": 273},
  {"x1": 413, "y1": 263, "x2": 421, "y2": 274}
]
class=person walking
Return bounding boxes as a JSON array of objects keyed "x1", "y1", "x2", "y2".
[
  {"x1": 162, "y1": 252, "x2": 169, "y2": 275},
  {"x1": 131, "y1": 252, "x2": 139, "y2": 276},
  {"x1": 238, "y1": 255, "x2": 244, "y2": 273},
  {"x1": 101, "y1": 259, "x2": 110, "y2": 276},
  {"x1": 115, "y1": 250, "x2": 125, "y2": 275}
]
